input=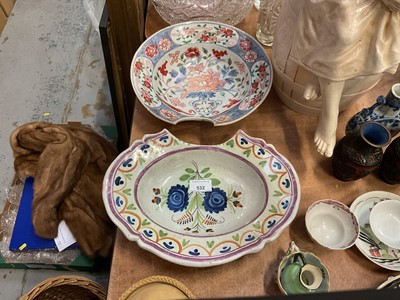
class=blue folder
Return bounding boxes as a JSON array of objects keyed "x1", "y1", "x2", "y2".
[{"x1": 9, "y1": 177, "x2": 77, "y2": 251}]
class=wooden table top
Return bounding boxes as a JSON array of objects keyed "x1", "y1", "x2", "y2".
[{"x1": 106, "y1": 4, "x2": 400, "y2": 299}]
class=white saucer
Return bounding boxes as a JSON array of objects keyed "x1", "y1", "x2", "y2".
[{"x1": 349, "y1": 191, "x2": 400, "y2": 271}]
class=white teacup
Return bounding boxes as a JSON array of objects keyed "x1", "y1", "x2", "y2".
[
  {"x1": 305, "y1": 199, "x2": 359, "y2": 250},
  {"x1": 370, "y1": 200, "x2": 400, "y2": 249}
]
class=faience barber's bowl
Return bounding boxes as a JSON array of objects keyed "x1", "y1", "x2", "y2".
[{"x1": 102, "y1": 129, "x2": 300, "y2": 267}]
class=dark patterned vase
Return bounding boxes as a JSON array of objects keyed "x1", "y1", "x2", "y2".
[
  {"x1": 380, "y1": 136, "x2": 400, "y2": 184},
  {"x1": 346, "y1": 83, "x2": 400, "y2": 136},
  {"x1": 332, "y1": 121, "x2": 391, "y2": 181}
]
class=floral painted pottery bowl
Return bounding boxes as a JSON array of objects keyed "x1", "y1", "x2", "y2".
[
  {"x1": 130, "y1": 21, "x2": 272, "y2": 126},
  {"x1": 305, "y1": 199, "x2": 359, "y2": 250},
  {"x1": 277, "y1": 242, "x2": 330, "y2": 295},
  {"x1": 349, "y1": 191, "x2": 400, "y2": 271},
  {"x1": 102, "y1": 129, "x2": 300, "y2": 267},
  {"x1": 370, "y1": 200, "x2": 400, "y2": 249}
]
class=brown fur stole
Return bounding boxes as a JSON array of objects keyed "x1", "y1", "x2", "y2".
[{"x1": 10, "y1": 122, "x2": 119, "y2": 258}]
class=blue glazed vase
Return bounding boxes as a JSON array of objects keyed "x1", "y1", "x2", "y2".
[
  {"x1": 332, "y1": 121, "x2": 391, "y2": 181},
  {"x1": 346, "y1": 83, "x2": 400, "y2": 136}
]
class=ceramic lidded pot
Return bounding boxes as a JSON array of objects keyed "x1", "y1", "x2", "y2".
[
  {"x1": 332, "y1": 121, "x2": 391, "y2": 181},
  {"x1": 277, "y1": 242, "x2": 330, "y2": 295},
  {"x1": 380, "y1": 136, "x2": 400, "y2": 184}
]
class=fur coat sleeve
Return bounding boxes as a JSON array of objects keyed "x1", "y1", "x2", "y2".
[{"x1": 10, "y1": 122, "x2": 119, "y2": 258}]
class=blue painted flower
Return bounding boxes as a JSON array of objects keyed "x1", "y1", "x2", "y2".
[
  {"x1": 203, "y1": 188, "x2": 227, "y2": 213},
  {"x1": 166, "y1": 184, "x2": 189, "y2": 212}
]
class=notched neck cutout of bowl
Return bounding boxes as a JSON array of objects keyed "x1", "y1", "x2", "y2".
[
  {"x1": 102, "y1": 129, "x2": 300, "y2": 267},
  {"x1": 130, "y1": 21, "x2": 272, "y2": 126}
]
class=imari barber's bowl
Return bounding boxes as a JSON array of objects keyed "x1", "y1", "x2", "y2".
[
  {"x1": 102, "y1": 130, "x2": 300, "y2": 267},
  {"x1": 130, "y1": 21, "x2": 272, "y2": 126}
]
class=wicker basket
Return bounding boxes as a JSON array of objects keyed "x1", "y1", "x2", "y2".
[
  {"x1": 20, "y1": 275, "x2": 106, "y2": 300},
  {"x1": 120, "y1": 275, "x2": 196, "y2": 300}
]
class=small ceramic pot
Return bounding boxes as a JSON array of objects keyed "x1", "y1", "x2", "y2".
[
  {"x1": 380, "y1": 136, "x2": 400, "y2": 184},
  {"x1": 332, "y1": 121, "x2": 391, "y2": 181},
  {"x1": 277, "y1": 242, "x2": 330, "y2": 295}
]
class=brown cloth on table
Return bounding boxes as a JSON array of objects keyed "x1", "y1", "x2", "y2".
[{"x1": 10, "y1": 122, "x2": 119, "y2": 258}]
